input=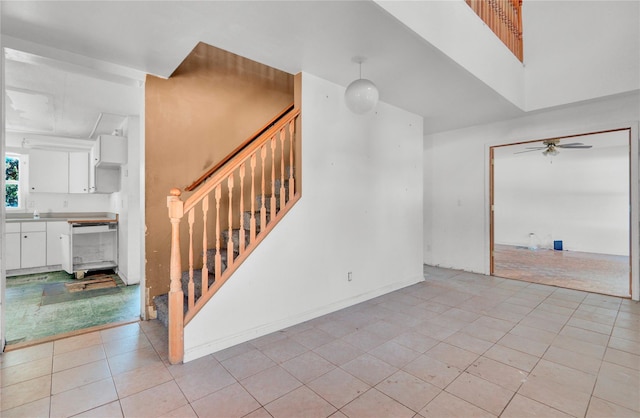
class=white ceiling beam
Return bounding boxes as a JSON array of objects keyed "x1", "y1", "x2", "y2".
[{"x1": 2, "y1": 35, "x2": 148, "y2": 87}]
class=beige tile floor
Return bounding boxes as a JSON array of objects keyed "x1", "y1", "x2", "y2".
[{"x1": 1, "y1": 265, "x2": 639, "y2": 418}]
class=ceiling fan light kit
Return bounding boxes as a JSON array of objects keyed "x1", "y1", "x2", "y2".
[{"x1": 542, "y1": 144, "x2": 559, "y2": 156}]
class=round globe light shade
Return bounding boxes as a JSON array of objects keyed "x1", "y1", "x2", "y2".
[{"x1": 344, "y1": 78, "x2": 379, "y2": 114}]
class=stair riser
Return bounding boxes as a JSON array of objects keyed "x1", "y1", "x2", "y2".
[
  {"x1": 242, "y1": 211, "x2": 271, "y2": 231},
  {"x1": 155, "y1": 295, "x2": 169, "y2": 328},
  {"x1": 180, "y1": 270, "x2": 216, "y2": 300},
  {"x1": 221, "y1": 229, "x2": 252, "y2": 253},
  {"x1": 205, "y1": 249, "x2": 230, "y2": 275},
  {"x1": 256, "y1": 195, "x2": 284, "y2": 211}
]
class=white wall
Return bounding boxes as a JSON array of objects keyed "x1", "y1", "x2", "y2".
[
  {"x1": 494, "y1": 132, "x2": 629, "y2": 256},
  {"x1": 184, "y1": 72, "x2": 424, "y2": 361},
  {"x1": 424, "y1": 92, "x2": 639, "y2": 298},
  {"x1": 19, "y1": 189, "x2": 111, "y2": 214},
  {"x1": 110, "y1": 115, "x2": 142, "y2": 285},
  {"x1": 1, "y1": 39, "x2": 7, "y2": 351},
  {"x1": 524, "y1": 1, "x2": 640, "y2": 111}
]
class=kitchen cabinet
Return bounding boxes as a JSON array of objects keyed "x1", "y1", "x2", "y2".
[
  {"x1": 46, "y1": 221, "x2": 69, "y2": 266},
  {"x1": 89, "y1": 167, "x2": 120, "y2": 193},
  {"x1": 5, "y1": 223, "x2": 21, "y2": 271},
  {"x1": 69, "y1": 152, "x2": 89, "y2": 193},
  {"x1": 93, "y1": 135, "x2": 127, "y2": 167},
  {"x1": 6, "y1": 218, "x2": 116, "y2": 274},
  {"x1": 62, "y1": 222, "x2": 118, "y2": 274},
  {"x1": 88, "y1": 135, "x2": 125, "y2": 193},
  {"x1": 21, "y1": 222, "x2": 46, "y2": 269},
  {"x1": 29, "y1": 149, "x2": 69, "y2": 193}
]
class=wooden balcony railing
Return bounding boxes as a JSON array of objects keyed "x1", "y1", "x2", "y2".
[
  {"x1": 466, "y1": 0, "x2": 523, "y2": 62},
  {"x1": 166, "y1": 107, "x2": 301, "y2": 364}
]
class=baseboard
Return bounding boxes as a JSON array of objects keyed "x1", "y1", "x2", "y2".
[
  {"x1": 183, "y1": 275, "x2": 424, "y2": 362},
  {"x1": 7, "y1": 265, "x2": 62, "y2": 277}
]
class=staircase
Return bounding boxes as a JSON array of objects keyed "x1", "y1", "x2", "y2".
[
  {"x1": 159, "y1": 105, "x2": 301, "y2": 364},
  {"x1": 154, "y1": 178, "x2": 290, "y2": 327}
]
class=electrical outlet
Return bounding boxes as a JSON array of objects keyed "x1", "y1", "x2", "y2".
[
  {"x1": 63, "y1": 200, "x2": 68, "y2": 208},
  {"x1": 347, "y1": 271, "x2": 353, "y2": 282}
]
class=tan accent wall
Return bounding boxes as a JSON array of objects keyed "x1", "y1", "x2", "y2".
[{"x1": 145, "y1": 42, "x2": 294, "y2": 313}]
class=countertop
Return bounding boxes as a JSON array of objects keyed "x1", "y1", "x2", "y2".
[
  {"x1": 6, "y1": 212, "x2": 118, "y2": 223},
  {"x1": 68, "y1": 218, "x2": 118, "y2": 224}
]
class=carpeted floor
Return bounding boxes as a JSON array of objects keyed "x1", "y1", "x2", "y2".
[{"x1": 4, "y1": 270, "x2": 139, "y2": 345}]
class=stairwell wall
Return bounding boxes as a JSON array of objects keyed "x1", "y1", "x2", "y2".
[
  {"x1": 145, "y1": 42, "x2": 294, "y2": 316},
  {"x1": 183, "y1": 72, "x2": 424, "y2": 361}
]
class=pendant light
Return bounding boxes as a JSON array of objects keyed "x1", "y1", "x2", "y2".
[{"x1": 344, "y1": 57, "x2": 379, "y2": 114}]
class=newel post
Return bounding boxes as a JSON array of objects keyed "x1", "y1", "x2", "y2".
[{"x1": 167, "y1": 188, "x2": 184, "y2": 364}]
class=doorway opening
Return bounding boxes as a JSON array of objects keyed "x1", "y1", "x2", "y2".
[
  {"x1": 490, "y1": 129, "x2": 631, "y2": 298},
  {"x1": 2, "y1": 46, "x2": 144, "y2": 348}
]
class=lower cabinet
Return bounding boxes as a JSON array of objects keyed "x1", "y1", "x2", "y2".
[
  {"x1": 20, "y1": 223, "x2": 46, "y2": 269},
  {"x1": 6, "y1": 231, "x2": 21, "y2": 270},
  {"x1": 46, "y1": 221, "x2": 69, "y2": 266},
  {"x1": 6, "y1": 221, "x2": 70, "y2": 272}
]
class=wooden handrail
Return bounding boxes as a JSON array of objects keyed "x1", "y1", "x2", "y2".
[
  {"x1": 166, "y1": 106, "x2": 301, "y2": 364},
  {"x1": 184, "y1": 108, "x2": 300, "y2": 213},
  {"x1": 185, "y1": 103, "x2": 295, "y2": 192}
]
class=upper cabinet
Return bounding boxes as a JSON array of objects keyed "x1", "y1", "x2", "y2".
[
  {"x1": 93, "y1": 135, "x2": 127, "y2": 167},
  {"x1": 29, "y1": 149, "x2": 69, "y2": 193},
  {"x1": 69, "y1": 152, "x2": 90, "y2": 193},
  {"x1": 29, "y1": 149, "x2": 91, "y2": 194},
  {"x1": 89, "y1": 135, "x2": 127, "y2": 193},
  {"x1": 26, "y1": 135, "x2": 127, "y2": 194}
]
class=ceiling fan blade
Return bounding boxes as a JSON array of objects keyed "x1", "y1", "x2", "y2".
[
  {"x1": 558, "y1": 145, "x2": 593, "y2": 149},
  {"x1": 557, "y1": 142, "x2": 584, "y2": 147},
  {"x1": 514, "y1": 149, "x2": 543, "y2": 154}
]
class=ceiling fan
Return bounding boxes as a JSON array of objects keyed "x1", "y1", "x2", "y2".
[{"x1": 515, "y1": 139, "x2": 593, "y2": 156}]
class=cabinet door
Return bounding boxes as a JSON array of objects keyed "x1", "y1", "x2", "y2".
[
  {"x1": 29, "y1": 149, "x2": 69, "y2": 193},
  {"x1": 88, "y1": 147, "x2": 96, "y2": 193},
  {"x1": 69, "y1": 152, "x2": 89, "y2": 193},
  {"x1": 61, "y1": 233, "x2": 72, "y2": 274},
  {"x1": 96, "y1": 135, "x2": 127, "y2": 166},
  {"x1": 47, "y1": 221, "x2": 69, "y2": 266},
  {"x1": 6, "y1": 232, "x2": 21, "y2": 270},
  {"x1": 21, "y1": 231, "x2": 46, "y2": 268}
]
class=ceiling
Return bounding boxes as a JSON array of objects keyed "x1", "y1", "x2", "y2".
[
  {"x1": 1, "y1": 0, "x2": 526, "y2": 137},
  {"x1": 4, "y1": 50, "x2": 142, "y2": 139}
]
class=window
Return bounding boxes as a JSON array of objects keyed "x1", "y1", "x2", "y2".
[{"x1": 5, "y1": 154, "x2": 21, "y2": 209}]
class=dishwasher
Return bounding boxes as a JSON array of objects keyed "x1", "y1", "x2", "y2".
[{"x1": 61, "y1": 222, "x2": 118, "y2": 276}]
